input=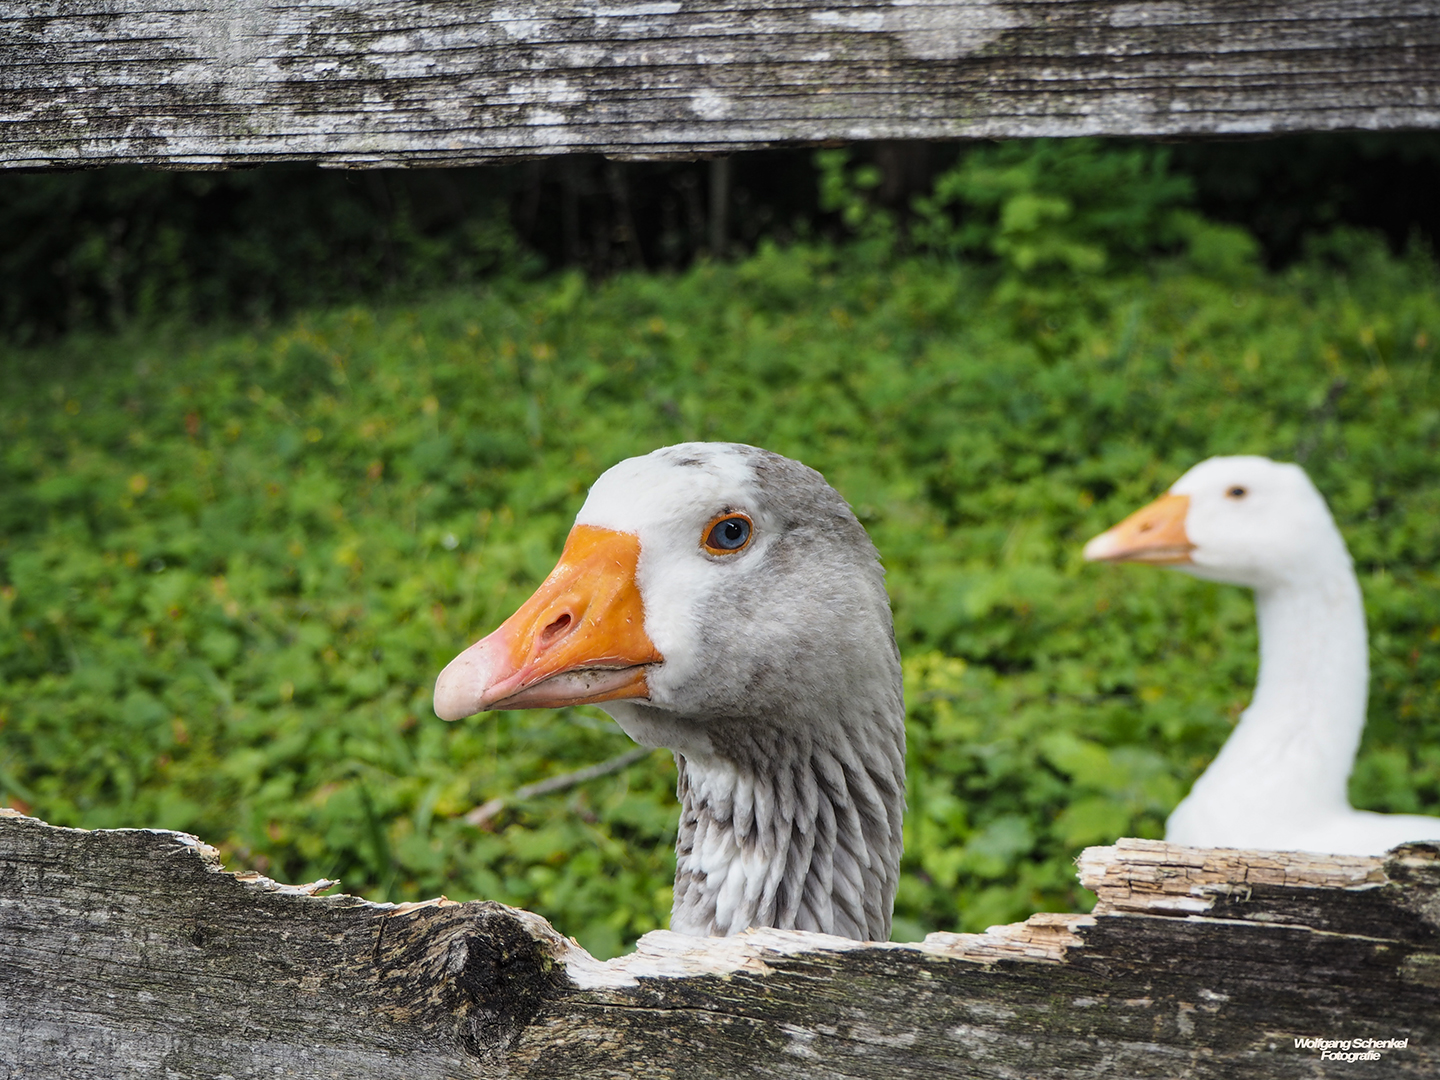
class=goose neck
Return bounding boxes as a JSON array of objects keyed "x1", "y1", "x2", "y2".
[
  {"x1": 668, "y1": 710, "x2": 904, "y2": 942},
  {"x1": 1225, "y1": 564, "x2": 1368, "y2": 806}
]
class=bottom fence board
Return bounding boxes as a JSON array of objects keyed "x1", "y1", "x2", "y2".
[{"x1": 1, "y1": 810, "x2": 1434, "y2": 1078}]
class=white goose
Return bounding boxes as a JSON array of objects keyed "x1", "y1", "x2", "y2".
[
  {"x1": 434, "y1": 443, "x2": 905, "y2": 940},
  {"x1": 1084, "y1": 455, "x2": 1440, "y2": 855}
]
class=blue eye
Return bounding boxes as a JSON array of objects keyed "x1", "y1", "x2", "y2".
[{"x1": 703, "y1": 514, "x2": 752, "y2": 554}]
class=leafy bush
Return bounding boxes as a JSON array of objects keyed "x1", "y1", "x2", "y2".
[
  {"x1": 0, "y1": 168, "x2": 527, "y2": 344},
  {"x1": 11, "y1": 135, "x2": 1440, "y2": 344},
  {"x1": 2, "y1": 145, "x2": 1438, "y2": 956}
]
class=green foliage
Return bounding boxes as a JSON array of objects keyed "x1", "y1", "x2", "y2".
[
  {"x1": 2, "y1": 146, "x2": 1439, "y2": 955},
  {"x1": 911, "y1": 139, "x2": 1198, "y2": 272},
  {"x1": 0, "y1": 168, "x2": 527, "y2": 344}
]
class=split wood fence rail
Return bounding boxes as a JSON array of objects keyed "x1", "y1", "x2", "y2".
[
  {"x1": 3, "y1": 1, "x2": 1439, "y2": 168},
  {"x1": 2, "y1": 809, "x2": 1438, "y2": 1078}
]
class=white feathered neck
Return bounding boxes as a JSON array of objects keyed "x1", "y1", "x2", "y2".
[
  {"x1": 1166, "y1": 530, "x2": 1370, "y2": 846},
  {"x1": 1155, "y1": 456, "x2": 1440, "y2": 855}
]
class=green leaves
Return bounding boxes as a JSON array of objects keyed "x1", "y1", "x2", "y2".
[
  {"x1": 911, "y1": 139, "x2": 1198, "y2": 274},
  {"x1": 1, "y1": 152, "x2": 1438, "y2": 954}
]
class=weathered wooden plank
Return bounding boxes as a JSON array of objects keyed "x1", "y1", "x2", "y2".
[
  {"x1": 2, "y1": 808, "x2": 1437, "y2": 1078},
  {"x1": 1078, "y1": 838, "x2": 1440, "y2": 942},
  {"x1": 2, "y1": 0, "x2": 1438, "y2": 168}
]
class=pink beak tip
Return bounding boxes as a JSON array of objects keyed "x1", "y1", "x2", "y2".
[{"x1": 433, "y1": 636, "x2": 502, "y2": 721}]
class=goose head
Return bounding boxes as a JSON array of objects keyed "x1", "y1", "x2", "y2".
[
  {"x1": 434, "y1": 442, "x2": 905, "y2": 940},
  {"x1": 1087, "y1": 460, "x2": 1440, "y2": 855},
  {"x1": 1082, "y1": 455, "x2": 1351, "y2": 590},
  {"x1": 1083, "y1": 454, "x2": 1385, "y2": 852}
]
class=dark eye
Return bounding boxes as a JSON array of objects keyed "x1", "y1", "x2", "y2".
[
  {"x1": 1227, "y1": 486, "x2": 1248, "y2": 499},
  {"x1": 703, "y1": 513, "x2": 753, "y2": 555}
]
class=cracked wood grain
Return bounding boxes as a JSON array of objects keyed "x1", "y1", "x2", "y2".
[
  {"x1": 3, "y1": 809, "x2": 1439, "y2": 1078},
  {"x1": 2, "y1": 0, "x2": 1438, "y2": 169}
]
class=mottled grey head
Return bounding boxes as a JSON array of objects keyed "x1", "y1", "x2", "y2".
[
  {"x1": 436, "y1": 442, "x2": 898, "y2": 750},
  {"x1": 433, "y1": 442, "x2": 906, "y2": 940}
]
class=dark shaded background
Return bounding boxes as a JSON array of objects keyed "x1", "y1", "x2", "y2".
[{"x1": 4, "y1": 134, "x2": 1438, "y2": 345}]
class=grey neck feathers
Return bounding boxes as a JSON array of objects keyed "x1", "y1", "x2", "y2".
[{"x1": 668, "y1": 706, "x2": 905, "y2": 941}]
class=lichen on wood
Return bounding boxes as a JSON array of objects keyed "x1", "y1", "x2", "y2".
[
  {"x1": 3, "y1": 1, "x2": 1439, "y2": 169},
  {"x1": 3, "y1": 809, "x2": 1437, "y2": 1078}
]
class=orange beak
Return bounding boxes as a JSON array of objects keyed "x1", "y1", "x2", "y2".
[
  {"x1": 1083, "y1": 492, "x2": 1195, "y2": 565},
  {"x1": 433, "y1": 525, "x2": 663, "y2": 720}
]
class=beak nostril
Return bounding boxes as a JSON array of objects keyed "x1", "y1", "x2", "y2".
[{"x1": 538, "y1": 612, "x2": 573, "y2": 648}]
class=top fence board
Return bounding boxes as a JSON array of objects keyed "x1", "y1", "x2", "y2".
[{"x1": 3, "y1": 0, "x2": 1439, "y2": 168}]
